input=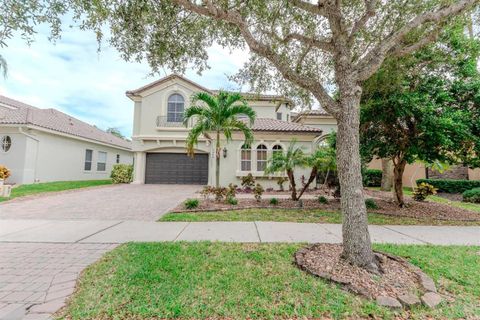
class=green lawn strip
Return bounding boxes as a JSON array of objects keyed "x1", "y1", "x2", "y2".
[
  {"x1": 160, "y1": 208, "x2": 480, "y2": 226},
  {"x1": 59, "y1": 243, "x2": 480, "y2": 320},
  {"x1": 0, "y1": 180, "x2": 112, "y2": 202}
]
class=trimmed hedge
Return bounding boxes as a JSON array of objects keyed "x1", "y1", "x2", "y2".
[
  {"x1": 416, "y1": 179, "x2": 480, "y2": 194},
  {"x1": 110, "y1": 164, "x2": 133, "y2": 184},
  {"x1": 463, "y1": 188, "x2": 480, "y2": 203},
  {"x1": 364, "y1": 169, "x2": 382, "y2": 187}
]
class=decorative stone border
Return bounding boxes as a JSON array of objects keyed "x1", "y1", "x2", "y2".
[{"x1": 294, "y1": 245, "x2": 444, "y2": 309}]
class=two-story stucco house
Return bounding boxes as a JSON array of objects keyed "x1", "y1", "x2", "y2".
[{"x1": 127, "y1": 74, "x2": 334, "y2": 188}]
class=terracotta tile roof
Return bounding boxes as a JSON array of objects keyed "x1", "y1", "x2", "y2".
[
  {"x1": 297, "y1": 107, "x2": 330, "y2": 116},
  {"x1": 241, "y1": 118, "x2": 323, "y2": 134},
  {"x1": 0, "y1": 95, "x2": 131, "y2": 149}
]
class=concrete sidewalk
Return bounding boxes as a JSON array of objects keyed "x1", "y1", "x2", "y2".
[{"x1": 0, "y1": 220, "x2": 479, "y2": 245}]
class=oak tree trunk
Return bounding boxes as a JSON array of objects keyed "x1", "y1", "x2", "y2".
[
  {"x1": 393, "y1": 159, "x2": 407, "y2": 207},
  {"x1": 380, "y1": 159, "x2": 393, "y2": 191},
  {"x1": 335, "y1": 78, "x2": 377, "y2": 272}
]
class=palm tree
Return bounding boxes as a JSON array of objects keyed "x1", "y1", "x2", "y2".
[
  {"x1": 265, "y1": 140, "x2": 306, "y2": 200},
  {"x1": 184, "y1": 91, "x2": 256, "y2": 188},
  {"x1": 297, "y1": 145, "x2": 336, "y2": 199}
]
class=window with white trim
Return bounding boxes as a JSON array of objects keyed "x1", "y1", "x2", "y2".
[
  {"x1": 116, "y1": 154, "x2": 120, "y2": 164},
  {"x1": 276, "y1": 112, "x2": 282, "y2": 120},
  {"x1": 167, "y1": 94, "x2": 185, "y2": 122},
  {"x1": 272, "y1": 144, "x2": 283, "y2": 156},
  {"x1": 256, "y1": 144, "x2": 268, "y2": 171},
  {"x1": 240, "y1": 144, "x2": 251, "y2": 171},
  {"x1": 97, "y1": 151, "x2": 107, "y2": 171},
  {"x1": 84, "y1": 149, "x2": 93, "y2": 171},
  {"x1": 1, "y1": 136, "x2": 11, "y2": 152}
]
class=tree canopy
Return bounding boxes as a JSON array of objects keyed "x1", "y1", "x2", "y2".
[{"x1": 360, "y1": 22, "x2": 480, "y2": 205}]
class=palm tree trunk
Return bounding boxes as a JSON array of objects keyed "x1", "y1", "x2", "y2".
[
  {"x1": 215, "y1": 131, "x2": 220, "y2": 188},
  {"x1": 287, "y1": 169, "x2": 297, "y2": 200},
  {"x1": 297, "y1": 167, "x2": 317, "y2": 200}
]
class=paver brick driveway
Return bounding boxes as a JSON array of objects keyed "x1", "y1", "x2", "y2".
[{"x1": 0, "y1": 184, "x2": 200, "y2": 221}]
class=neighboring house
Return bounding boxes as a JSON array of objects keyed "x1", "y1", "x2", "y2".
[
  {"x1": 127, "y1": 74, "x2": 330, "y2": 188},
  {"x1": 0, "y1": 95, "x2": 133, "y2": 185}
]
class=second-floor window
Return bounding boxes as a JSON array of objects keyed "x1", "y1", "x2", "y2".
[{"x1": 167, "y1": 94, "x2": 185, "y2": 122}]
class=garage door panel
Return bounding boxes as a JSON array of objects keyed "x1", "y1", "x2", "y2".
[{"x1": 145, "y1": 153, "x2": 209, "y2": 184}]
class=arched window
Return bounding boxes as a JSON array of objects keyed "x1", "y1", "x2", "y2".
[
  {"x1": 256, "y1": 144, "x2": 268, "y2": 171},
  {"x1": 1, "y1": 136, "x2": 11, "y2": 152},
  {"x1": 272, "y1": 144, "x2": 283, "y2": 155},
  {"x1": 167, "y1": 94, "x2": 185, "y2": 122},
  {"x1": 240, "y1": 144, "x2": 251, "y2": 171}
]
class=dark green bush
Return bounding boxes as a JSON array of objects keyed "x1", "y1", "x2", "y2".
[
  {"x1": 110, "y1": 164, "x2": 133, "y2": 184},
  {"x1": 363, "y1": 169, "x2": 382, "y2": 187},
  {"x1": 269, "y1": 197, "x2": 279, "y2": 205},
  {"x1": 184, "y1": 198, "x2": 199, "y2": 209},
  {"x1": 226, "y1": 197, "x2": 238, "y2": 205},
  {"x1": 365, "y1": 198, "x2": 378, "y2": 210},
  {"x1": 463, "y1": 188, "x2": 480, "y2": 203},
  {"x1": 416, "y1": 179, "x2": 480, "y2": 193},
  {"x1": 318, "y1": 196, "x2": 328, "y2": 204}
]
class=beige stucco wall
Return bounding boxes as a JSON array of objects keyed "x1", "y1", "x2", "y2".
[
  {"x1": 294, "y1": 116, "x2": 337, "y2": 138},
  {"x1": 0, "y1": 126, "x2": 133, "y2": 185},
  {"x1": 368, "y1": 158, "x2": 426, "y2": 188},
  {"x1": 0, "y1": 127, "x2": 28, "y2": 184},
  {"x1": 468, "y1": 168, "x2": 480, "y2": 180}
]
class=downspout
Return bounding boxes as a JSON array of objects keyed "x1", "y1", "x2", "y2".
[{"x1": 18, "y1": 127, "x2": 40, "y2": 183}]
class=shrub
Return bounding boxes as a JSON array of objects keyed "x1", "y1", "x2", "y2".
[
  {"x1": 416, "y1": 179, "x2": 480, "y2": 194},
  {"x1": 276, "y1": 177, "x2": 288, "y2": 191},
  {"x1": 0, "y1": 165, "x2": 11, "y2": 180},
  {"x1": 227, "y1": 183, "x2": 237, "y2": 199},
  {"x1": 463, "y1": 188, "x2": 480, "y2": 203},
  {"x1": 184, "y1": 198, "x2": 199, "y2": 209},
  {"x1": 363, "y1": 169, "x2": 382, "y2": 187},
  {"x1": 241, "y1": 173, "x2": 255, "y2": 190},
  {"x1": 413, "y1": 182, "x2": 437, "y2": 201},
  {"x1": 213, "y1": 187, "x2": 228, "y2": 202},
  {"x1": 226, "y1": 196, "x2": 238, "y2": 205},
  {"x1": 318, "y1": 196, "x2": 328, "y2": 204},
  {"x1": 253, "y1": 183, "x2": 264, "y2": 202},
  {"x1": 110, "y1": 164, "x2": 133, "y2": 184},
  {"x1": 200, "y1": 186, "x2": 214, "y2": 200},
  {"x1": 365, "y1": 198, "x2": 378, "y2": 210},
  {"x1": 269, "y1": 197, "x2": 279, "y2": 205}
]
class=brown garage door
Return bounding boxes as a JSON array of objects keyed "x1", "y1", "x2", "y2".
[{"x1": 145, "y1": 153, "x2": 209, "y2": 184}]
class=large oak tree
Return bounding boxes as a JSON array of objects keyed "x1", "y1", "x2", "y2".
[{"x1": 1, "y1": 0, "x2": 478, "y2": 271}]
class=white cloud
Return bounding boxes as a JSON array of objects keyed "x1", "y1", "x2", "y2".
[{"x1": 0, "y1": 20, "x2": 249, "y2": 137}]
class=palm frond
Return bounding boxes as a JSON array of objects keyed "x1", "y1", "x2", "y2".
[
  {"x1": 226, "y1": 104, "x2": 256, "y2": 125},
  {"x1": 227, "y1": 119, "x2": 254, "y2": 146},
  {"x1": 183, "y1": 105, "x2": 209, "y2": 126},
  {"x1": 192, "y1": 92, "x2": 218, "y2": 110},
  {"x1": 186, "y1": 121, "x2": 210, "y2": 156}
]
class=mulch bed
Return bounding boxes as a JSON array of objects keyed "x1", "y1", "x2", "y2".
[
  {"x1": 365, "y1": 189, "x2": 480, "y2": 221},
  {"x1": 295, "y1": 244, "x2": 422, "y2": 300},
  {"x1": 171, "y1": 191, "x2": 480, "y2": 222}
]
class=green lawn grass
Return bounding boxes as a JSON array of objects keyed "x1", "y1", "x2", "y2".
[
  {"x1": 0, "y1": 180, "x2": 112, "y2": 202},
  {"x1": 160, "y1": 208, "x2": 480, "y2": 226},
  {"x1": 59, "y1": 243, "x2": 480, "y2": 320}
]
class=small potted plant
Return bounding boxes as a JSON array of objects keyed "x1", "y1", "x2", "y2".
[{"x1": 0, "y1": 165, "x2": 11, "y2": 186}]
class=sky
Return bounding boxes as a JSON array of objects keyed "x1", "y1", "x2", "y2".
[{"x1": 0, "y1": 20, "x2": 249, "y2": 138}]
